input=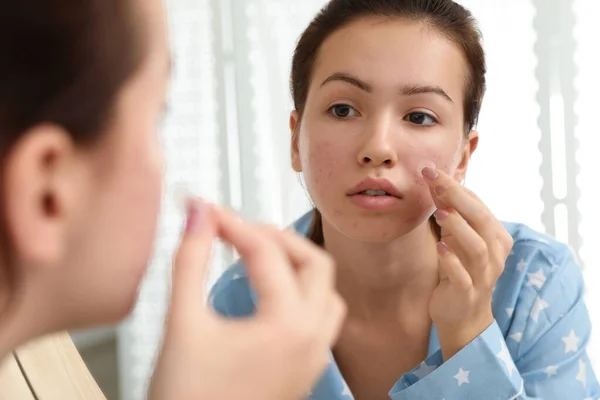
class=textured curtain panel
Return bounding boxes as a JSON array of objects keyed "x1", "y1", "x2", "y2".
[{"x1": 115, "y1": 1, "x2": 599, "y2": 399}]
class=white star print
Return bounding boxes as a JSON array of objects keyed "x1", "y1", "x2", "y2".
[
  {"x1": 509, "y1": 332, "x2": 523, "y2": 343},
  {"x1": 506, "y1": 308, "x2": 514, "y2": 318},
  {"x1": 454, "y1": 368, "x2": 470, "y2": 386},
  {"x1": 341, "y1": 380, "x2": 352, "y2": 396},
  {"x1": 562, "y1": 330, "x2": 581, "y2": 354},
  {"x1": 413, "y1": 361, "x2": 438, "y2": 379},
  {"x1": 517, "y1": 259, "x2": 527, "y2": 272},
  {"x1": 551, "y1": 264, "x2": 558, "y2": 274},
  {"x1": 576, "y1": 359, "x2": 587, "y2": 388},
  {"x1": 526, "y1": 268, "x2": 546, "y2": 290},
  {"x1": 544, "y1": 365, "x2": 558, "y2": 377},
  {"x1": 496, "y1": 340, "x2": 517, "y2": 377},
  {"x1": 232, "y1": 273, "x2": 242, "y2": 280},
  {"x1": 530, "y1": 296, "x2": 549, "y2": 322}
]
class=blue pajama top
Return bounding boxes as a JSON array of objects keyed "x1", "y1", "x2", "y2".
[{"x1": 210, "y1": 211, "x2": 600, "y2": 399}]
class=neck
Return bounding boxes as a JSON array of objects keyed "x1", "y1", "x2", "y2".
[
  {"x1": 323, "y1": 219, "x2": 440, "y2": 322},
  {"x1": 0, "y1": 297, "x2": 35, "y2": 360},
  {"x1": 0, "y1": 273, "x2": 53, "y2": 361}
]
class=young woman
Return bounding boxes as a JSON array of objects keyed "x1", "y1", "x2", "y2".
[
  {"x1": 0, "y1": 0, "x2": 345, "y2": 399},
  {"x1": 211, "y1": 0, "x2": 600, "y2": 399}
]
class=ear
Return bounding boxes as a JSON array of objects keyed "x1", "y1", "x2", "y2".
[
  {"x1": 453, "y1": 130, "x2": 479, "y2": 182},
  {"x1": 290, "y1": 110, "x2": 302, "y2": 173},
  {"x1": 3, "y1": 125, "x2": 91, "y2": 269}
]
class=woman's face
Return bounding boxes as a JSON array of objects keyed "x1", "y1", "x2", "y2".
[
  {"x1": 291, "y1": 17, "x2": 478, "y2": 243},
  {"x1": 3, "y1": 0, "x2": 171, "y2": 331}
]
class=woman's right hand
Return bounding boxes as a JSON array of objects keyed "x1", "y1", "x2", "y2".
[{"x1": 148, "y1": 199, "x2": 346, "y2": 400}]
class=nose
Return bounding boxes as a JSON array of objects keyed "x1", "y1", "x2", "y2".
[{"x1": 357, "y1": 117, "x2": 398, "y2": 168}]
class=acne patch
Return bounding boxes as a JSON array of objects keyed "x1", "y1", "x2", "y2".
[{"x1": 417, "y1": 160, "x2": 437, "y2": 177}]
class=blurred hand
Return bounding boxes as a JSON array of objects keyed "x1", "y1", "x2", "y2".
[{"x1": 148, "y1": 199, "x2": 346, "y2": 400}]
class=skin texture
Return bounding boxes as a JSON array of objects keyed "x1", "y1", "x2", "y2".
[{"x1": 290, "y1": 17, "x2": 511, "y2": 400}]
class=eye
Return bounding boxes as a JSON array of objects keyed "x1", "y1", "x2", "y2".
[
  {"x1": 405, "y1": 112, "x2": 437, "y2": 126},
  {"x1": 328, "y1": 104, "x2": 359, "y2": 119}
]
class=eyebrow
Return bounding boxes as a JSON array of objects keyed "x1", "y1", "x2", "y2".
[{"x1": 320, "y1": 72, "x2": 454, "y2": 103}]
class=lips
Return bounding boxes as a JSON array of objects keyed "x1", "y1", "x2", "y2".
[{"x1": 347, "y1": 177, "x2": 403, "y2": 198}]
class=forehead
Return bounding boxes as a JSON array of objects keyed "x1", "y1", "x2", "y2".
[{"x1": 312, "y1": 17, "x2": 467, "y2": 98}]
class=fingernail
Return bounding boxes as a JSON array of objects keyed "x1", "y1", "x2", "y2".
[
  {"x1": 421, "y1": 166, "x2": 439, "y2": 180},
  {"x1": 434, "y1": 209, "x2": 449, "y2": 221},
  {"x1": 435, "y1": 185, "x2": 448, "y2": 195},
  {"x1": 185, "y1": 198, "x2": 205, "y2": 232},
  {"x1": 437, "y1": 241, "x2": 450, "y2": 255}
]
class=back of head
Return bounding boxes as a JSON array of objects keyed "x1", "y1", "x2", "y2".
[
  {"x1": 0, "y1": 0, "x2": 157, "y2": 344},
  {"x1": 0, "y1": 0, "x2": 143, "y2": 156}
]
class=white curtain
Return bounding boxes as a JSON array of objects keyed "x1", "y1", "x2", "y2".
[{"x1": 114, "y1": 1, "x2": 600, "y2": 398}]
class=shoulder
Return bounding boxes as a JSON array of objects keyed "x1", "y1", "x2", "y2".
[
  {"x1": 498, "y1": 221, "x2": 582, "y2": 290},
  {"x1": 493, "y1": 221, "x2": 586, "y2": 350},
  {"x1": 209, "y1": 211, "x2": 315, "y2": 317}
]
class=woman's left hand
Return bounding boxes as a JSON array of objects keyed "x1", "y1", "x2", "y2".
[{"x1": 421, "y1": 166, "x2": 514, "y2": 361}]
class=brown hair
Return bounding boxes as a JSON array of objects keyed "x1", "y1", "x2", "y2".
[
  {"x1": 0, "y1": 0, "x2": 143, "y2": 155},
  {"x1": 0, "y1": 0, "x2": 144, "y2": 278},
  {"x1": 289, "y1": 0, "x2": 486, "y2": 245}
]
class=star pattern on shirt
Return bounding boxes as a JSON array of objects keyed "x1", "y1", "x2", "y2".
[
  {"x1": 517, "y1": 259, "x2": 527, "y2": 272},
  {"x1": 530, "y1": 296, "x2": 549, "y2": 322},
  {"x1": 496, "y1": 340, "x2": 517, "y2": 376},
  {"x1": 576, "y1": 359, "x2": 587, "y2": 388},
  {"x1": 544, "y1": 365, "x2": 558, "y2": 377},
  {"x1": 526, "y1": 268, "x2": 546, "y2": 290},
  {"x1": 509, "y1": 332, "x2": 523, "y2": 343},
  {"x1": 506, "y1": 307, "x2": 514, "y2": 318},
  {"x1": 454, "y1": 368, "x2": 470, "y2": 386},
  {"x1": 413, "y1": 361, "x2": 438, "y2": 379},
  {"x1": 562, "y1": 329, "x2": 581, "y2": 353},
  {"x1": 341, "y1": 380, "x2": 352, "y2": 397}
]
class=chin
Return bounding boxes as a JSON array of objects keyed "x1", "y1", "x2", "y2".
[{"x1": 325, "y1": 207, "x2": 434, "y2": 243}]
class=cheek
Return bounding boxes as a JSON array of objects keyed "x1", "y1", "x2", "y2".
[
  {"x1": 117, "y1": 136, "x2": 164, "y2": 262},
  {"x1": 301, "y1": 134, "x2": 347, "y2": 186},
  {"x1": 405, "y1": 145, "x2": 458, "y2": 185}
]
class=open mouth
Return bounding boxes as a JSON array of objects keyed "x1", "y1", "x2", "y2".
[{"x1": 357, "y1": 190, "x2": 392, "y2": 196}]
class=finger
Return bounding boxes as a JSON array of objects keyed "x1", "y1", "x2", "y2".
[
  {"x1": 436, "y1": 241, "x2": 473, "y2": 290},
  {"x1": 258, "y1": 225, "x2": 335, "y2": 301},
  {"x1": 422, "y1": 167, "x2": 500, "y2": 243},
  {"x1": 212, "y1": 206, "x2": 299, "y2": 308},
  {"x1": 257, "y1": 225, "x2": 329, "y2": 268},
  {"x1": 435, "y1": 209, "x2": 489, "y2": 281},
  {"x1": 170, "y1": 198, "x2": 217, "y2": 323}
]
